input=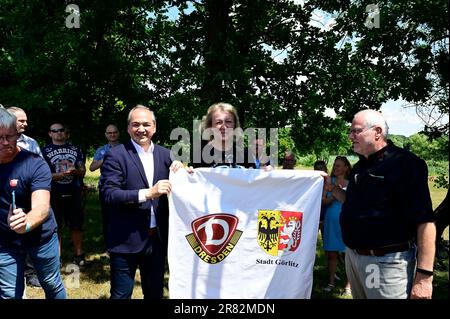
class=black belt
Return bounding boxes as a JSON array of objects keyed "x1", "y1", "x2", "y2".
[{"x1": 354, "y1": 242, "x2": 412, "y2": 257}]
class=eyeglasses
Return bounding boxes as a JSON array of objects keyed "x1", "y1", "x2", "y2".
[
  {"x1": 50, "y1": 128, "x2": 65, "y2": 133},
  {"x1": 0, "y1": 134, "x2": 17, "y2": 142},
  {"x1": 348, "y1": 125, "x2": 375, "y2": 136},
  {"x1": 106, "y1": 131, "x2": 118, "y2": 135}
]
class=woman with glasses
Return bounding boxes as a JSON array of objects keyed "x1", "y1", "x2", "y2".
[
  {"x1": 322, "y1": 156, "x2": 352, "y2": 296},
  {"x1": 192, "y1": 102, "x2": 267, "y2": 169}
]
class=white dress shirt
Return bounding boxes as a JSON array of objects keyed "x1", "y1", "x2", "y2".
[{"x1": 131, "y1": 139, "x2": 156, "y2": 228}]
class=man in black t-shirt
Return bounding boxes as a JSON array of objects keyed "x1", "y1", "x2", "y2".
[{"x1": 43, "y1": 123, "x2": 86, "y2": 266}]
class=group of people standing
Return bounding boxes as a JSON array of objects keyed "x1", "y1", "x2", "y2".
[{"x1": 0, "y1": 103, "x2": 437, "y2": 300}]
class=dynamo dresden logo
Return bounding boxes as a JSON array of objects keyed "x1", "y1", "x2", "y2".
[
  {"x1": 186, "y1": 214, "x2": 243, "y2": 264},
  {"x1": 257, "y1": 210, "x2": 303, "y2": 256}
]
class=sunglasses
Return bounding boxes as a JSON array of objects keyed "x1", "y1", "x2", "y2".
[{"x1": 50, "y1": 128, "x2": 65, "y2": 133}]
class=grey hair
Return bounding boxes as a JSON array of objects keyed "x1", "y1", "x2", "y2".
[
  {"x1": 0, "y1": 108, "x2": 18, "y2": 131},
  {"x1": 6, "y1": 106, "x2": 25, "y2": 114},
  {"x1": 355, "y1": 109, "x2": 389, "y2": 139},
  {"x1": 127, "y1": 105, "x2": 156, "y2": 124}
]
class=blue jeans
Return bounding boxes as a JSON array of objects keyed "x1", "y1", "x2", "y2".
[{"x1": 0, "y1": 232, "x2": 66, "y2": 299}]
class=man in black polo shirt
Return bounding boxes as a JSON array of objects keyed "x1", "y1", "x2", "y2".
[{"x1": 340, "y1": 109, "x2": 435, "y2": 299}]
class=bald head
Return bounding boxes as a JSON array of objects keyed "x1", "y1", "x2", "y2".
[
  {"x1": 106, "y1": 124, "x2": 118, "y2": 132},
  {"x1": 7, "y1": 107, "x2": 28, "y2": 134}
]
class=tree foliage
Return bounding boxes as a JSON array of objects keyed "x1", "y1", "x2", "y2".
[
  {"x1": 0, "y1": 0, "x2": 447, "y2": 158},
  {"x1": 314, "y1": 0, "x2": 449, "y2": 134},
  {"x1": 407, "y1": 133, "x2": 449, "y2": 161}
]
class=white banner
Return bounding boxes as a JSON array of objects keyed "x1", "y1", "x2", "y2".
[{"x1": 168, "y1": 168, "x2": 323, "y2": 299}]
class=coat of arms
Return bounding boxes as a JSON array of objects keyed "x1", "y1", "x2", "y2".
[{"x1": 257, "y1": 210, "x2": 303, "y2": 256}]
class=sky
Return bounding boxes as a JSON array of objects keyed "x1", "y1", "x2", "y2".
[
  {"x1": 305, "y1": 6, "x2": 440, "y2": 137},
  {"x1": 380, "y1": 100, "x2": 424, "y2": 136},
  {"x1": 324, "y1": 99, "x2": 428, "y2": 137}
]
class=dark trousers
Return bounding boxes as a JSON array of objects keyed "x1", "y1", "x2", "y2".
[{"x1": 109, "y1": 235, "x2": 165, "y2": 299}]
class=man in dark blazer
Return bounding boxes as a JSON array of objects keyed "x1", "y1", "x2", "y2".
[{"x1": 99, "y1": 105, "x2": 183, "y2": 299}]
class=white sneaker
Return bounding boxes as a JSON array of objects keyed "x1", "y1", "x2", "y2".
[
  {"x1": 341, "y1": 287, "x2": 352, "y2": 297},
  {"x1": 322, "y1": 284, "x2": 335, "y2": 293}
]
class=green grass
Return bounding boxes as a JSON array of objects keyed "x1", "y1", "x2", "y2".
[
  {"x1": 26, "y1": 159, "x2": 448, "y2": 299},
  {"x1": 26, "y1": 188, "x2": 148, "y2": 299}
]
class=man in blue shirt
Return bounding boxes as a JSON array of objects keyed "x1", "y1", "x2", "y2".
[
  {"x1": 7, "y1": 106, "x2": 43, "y2": 289},
  {"x1": 0, "y1": 108, "x2": 66, "y2": 298},
  {"x1": 89, "y1": 124, "x2": 121, "y2": 172}
]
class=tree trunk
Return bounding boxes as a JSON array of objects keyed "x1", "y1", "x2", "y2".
[{"x1": 201, "y1": 0, "x2": 232, "y2": 105}]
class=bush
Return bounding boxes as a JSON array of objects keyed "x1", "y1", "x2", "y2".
[
  {"x1": 297, "y1": 154, "x2": 317, "y2": 167},
  {"x1": 427, "y1": 160, "x2": 449, "y2": 176}
]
